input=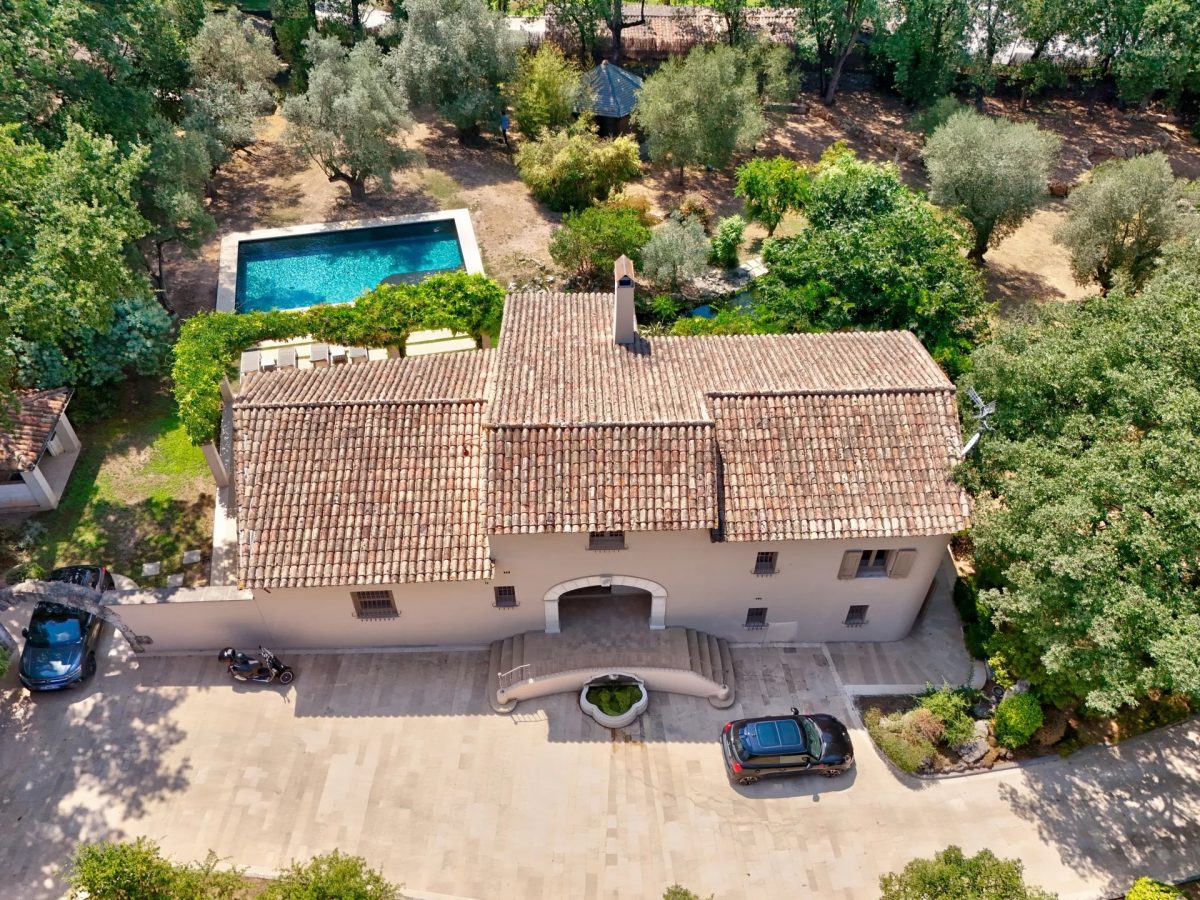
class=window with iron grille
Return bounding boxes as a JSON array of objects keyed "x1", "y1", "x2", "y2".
[
  {"x1": 753, "y1": 551, "x2": 778, "y2": 575},
  {"x1": 352, "y1": 590, "x2": 398, "y2": 619},
  {"x1": 494, "y1": 585, "x2": 518, "y2": 608},
  {"x1": 588, "y1": 530, "x2": 626, "y2": 550},
  {"x1": 744, "y1": 606, "x2": 768, "y2": 629},
  {"x1": 845, "y1": 605, "x2": 869, "y2": 627}
]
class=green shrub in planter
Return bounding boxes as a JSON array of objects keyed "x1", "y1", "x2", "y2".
[
  {"x1": 261, "y1": 850, "x2": 400, "y2": 899},
  {"x1": 586, "y1": 683, "x2": 643, "y2": 717},
  {"x1": 918, "y1": 685, "x2": 976, "y2": 746},
  {"x1": 865, "y1": 707, "x2": 934, "y2": 773},
  {"x1": 994, "y1": 693, "x2": 1044, "y2": 748},
  {"x1": 1125, "y1": 877, "x2": 1184, "y2": 899}
]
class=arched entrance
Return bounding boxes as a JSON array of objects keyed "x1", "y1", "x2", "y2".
[{"x1": 542, "y1": 575, "x2": 667, "y2": 634}]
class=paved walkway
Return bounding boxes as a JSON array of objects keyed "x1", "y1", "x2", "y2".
[{"x1": 0, "y1": 637, "x2": 1197, "y2": 899}]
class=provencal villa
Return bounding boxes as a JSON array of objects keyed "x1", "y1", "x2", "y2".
[{"x1": 111, "y1": 215, "x2": 971, "y2": 710}]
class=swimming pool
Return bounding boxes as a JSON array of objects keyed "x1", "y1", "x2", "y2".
[{"x1": 231, "y1": 217, "x2": 469, "y2": 313}]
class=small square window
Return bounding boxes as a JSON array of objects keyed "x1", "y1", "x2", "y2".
[
  {"x1": 753, "y1": 551, "x2": 778, "y2": 575},
  {"x1": 494, "y1": 586, "x2": 518, "y2": 608},
  {"x1": 352, "y1": 590, "x2": 398, "y2": 620},
  {"x1": 744, "y1": 606, "x2": 768, "y2": 629},
  {"x1": 845, "y1": 605, "x2": 869, "y2": 626},
  {"x1": 856, "y1": 549, "x2": 891, "y2": 578},
  {"x1": 588, "y1": 530, "x2": 626, "y2": 550}
]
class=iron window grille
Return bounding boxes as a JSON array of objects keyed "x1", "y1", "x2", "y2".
[
  {"x1": 744, "y1": 606, "x2": 769, "y2": 630},
  {"x1": 753, "y1": 551, "x2": 778, "y2": 575},
  {"x1": 588, "y1": 530, "x2": 626, "y2": 550},
  {"x1": 352, "y1": 590, "x2": 399, "y2": 620},
  {"x1": 494, "y1": 586, "x2": 518, "y2": 608},
  {"x1": 845, "y1": 605, "x2": 869, "y2": 627}
]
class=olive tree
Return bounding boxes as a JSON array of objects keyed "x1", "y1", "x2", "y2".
[
  {"x1": 389, "y1": 0, "x2": 519, "y2": 139},
  {"x1": 923, "y1": 110, "x2": 1060, "y2": 262},
  {"x1": 641, "y1": 217, "x2": 712, "y2": 290},
  {"x1": 283, "y1": 33, "x2": 412, "y2": 200},
  {"x1": 633, "y1": 45, "x2": 766, "y2": 183},
  {"x1": 1054, "y1": 152, "x2": 1191, "y2": 291}
]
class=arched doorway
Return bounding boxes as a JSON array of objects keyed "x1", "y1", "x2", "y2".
[{"x1": 542, "y1": 575, "x2": 667, "y2": 634}]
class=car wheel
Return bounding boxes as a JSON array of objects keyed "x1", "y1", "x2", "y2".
[
  {"x1": 85, "y1": 652, "x2": 97, "y2": 679},
  {"x1": 737, "y1": 776, "x2": 759, "y2": 786},
  {"x1": 279, "y1": 669, "x2": 295, "y2": 685}
]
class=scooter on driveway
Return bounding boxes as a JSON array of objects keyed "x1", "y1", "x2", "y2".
[{"x1": 218, "y1": 646, "x2": 295, "y2": 685}]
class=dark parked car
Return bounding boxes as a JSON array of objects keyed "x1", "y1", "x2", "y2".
[
  {"x1": 18, "y1": 566, "x2": 113, "y2": 692},
  {"x1": 721, "y1": 708, "x2": 854, "y2": 785}
]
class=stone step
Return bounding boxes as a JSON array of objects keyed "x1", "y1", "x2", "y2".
[
  {"x1": 511, "y1": 632, "x2": 524, "y2": 672},
  {"x1": 685, "y1": 629, "x2": 701, "y2": 674},
  {"x1": 707, "y1": 634, "x2": 724, "y2": 686},
  {"x1": 499, "y1": 636, "x2": 514, "y2": 677},
  {"x1": 718, "y1": 638, "x2": 736, "y2": 696},
  {"x1": 696, "y1": 630, "x2": 714, "y2": 682}
]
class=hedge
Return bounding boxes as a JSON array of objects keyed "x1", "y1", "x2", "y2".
[{"x1": 173, "y1": 273, "x2": 504, "y2": 445}]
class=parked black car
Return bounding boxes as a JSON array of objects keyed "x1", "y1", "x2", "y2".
[
  {"x1": 18, "y1": 566, "x2": 113, "y2": 692},
  {"x1": 721, "y1": 708, "x2": 854, "y2": 785}
]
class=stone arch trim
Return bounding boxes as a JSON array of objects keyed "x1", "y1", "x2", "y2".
[{"x1": 542, "y1": 574, "x2": 667, "y2": 634}]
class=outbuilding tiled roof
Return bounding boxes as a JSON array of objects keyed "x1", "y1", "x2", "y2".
[
  {"x1": 1, "y1": 387, "x2": 72, "y2": 473},
  {"x1": 231, "y1": 284, "x2": 970, "y2": 588},
  {"x1": 711, "y1": 391, "x2": 971, "y2": 541},
  {"x1": 583, "y1": 61, "x2": 643, "y2": 118},
  {"x1": 233, "y1": 352, "x2": 491, "y2": 589}
]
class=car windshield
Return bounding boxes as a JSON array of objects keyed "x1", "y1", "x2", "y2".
[
  {"x1": 28, "y1": 614, "x2": 83, "y2": 647},
  {"x1": 48, "y1": 567, "x2": 100, "y2": 588},
  {"x1": 801, "y1": 717, "x2": 824, "y2": 754}
]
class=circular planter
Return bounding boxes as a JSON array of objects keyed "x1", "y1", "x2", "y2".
[{"x1": 580, "y1": 673, "x2": 649, "y2": 728}]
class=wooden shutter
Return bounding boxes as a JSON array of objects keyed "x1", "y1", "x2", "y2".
[
  {"x1": 837, "y1": 550, "x2": 863, "y2": 579},
  {"x1": 888, "y1": 549, "x2": 918, "y2": 578}
]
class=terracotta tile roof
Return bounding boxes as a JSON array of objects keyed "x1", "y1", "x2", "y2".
[
  {"x1": 238, "y1": 351, "x2": 492, "y2": 407},
  {"x1": 711, "y1": 392, "x2": 971, "y2": 541},
  {"x1": 487, "y1": 424, "x2": 717, "y2": 534},
  {"x1": 233, "y1": 352, "x2": 490, "y2": 589},
  {"x1": 1, "y1": 388, "x2": 72, "y2": 473}
]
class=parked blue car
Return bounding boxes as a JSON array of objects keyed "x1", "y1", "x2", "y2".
[{"x1": 18, "y1": 566, "x2": 113, "y2": 692}]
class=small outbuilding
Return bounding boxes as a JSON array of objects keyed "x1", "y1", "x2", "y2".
[
  {"x1": 0, "y1": 387, "x2": 81, "y2": 512},
  {"x1": 582, "y1": 60, "x2": 643, "y2": 136}
]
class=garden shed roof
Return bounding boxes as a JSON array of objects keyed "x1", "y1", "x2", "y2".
[
  {"x1": 583, "y1": 61, "x2": 643, "y2": 119},
  {"x1": 0, "y1": 387, "x2": 73, "y2": 474}
]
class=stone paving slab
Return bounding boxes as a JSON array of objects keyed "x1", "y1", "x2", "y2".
[{"x1": 0, "y1": 641, "x2": 1197, "y2": 899}]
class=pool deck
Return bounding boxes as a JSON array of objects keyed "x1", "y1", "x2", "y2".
[{"x1": 214, "y1": 209, "x2": 485, "y2": 313}]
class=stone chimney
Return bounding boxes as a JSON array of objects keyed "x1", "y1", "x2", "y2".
[{"x1": 613, "y1": 255, "x2": 637, "y2": 345}]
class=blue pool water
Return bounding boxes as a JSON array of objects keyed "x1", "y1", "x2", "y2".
[{"x1": 235, "y1": 220, "x2": 465, "y2": 312}]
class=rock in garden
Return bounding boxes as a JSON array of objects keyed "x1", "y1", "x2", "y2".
[
  {"x1": 1003, "y1": 680, "x2": 1031, "y2": 701},
  {"x1": 955, "y1": 719, "x2": 991, "y2": 764},
  {"x1": 1034, "y1": 707, "x2": 1069, "y2": 747}
]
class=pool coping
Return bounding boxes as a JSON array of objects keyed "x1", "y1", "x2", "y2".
[{"x1": 215, "y1": 208, "x2": 485, "y2": 313}]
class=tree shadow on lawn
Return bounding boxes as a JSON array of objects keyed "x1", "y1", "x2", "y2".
[
  {"x1": 998, "y1": 717, "x2": 1200, "y2": 896},
  {"x1": 0, "y1": 638, "x2": 193, "y2": 898}
]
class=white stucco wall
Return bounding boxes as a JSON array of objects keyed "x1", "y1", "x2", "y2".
[{"x1": 0, "y1": 481, "x2": 37, "y2": 511}]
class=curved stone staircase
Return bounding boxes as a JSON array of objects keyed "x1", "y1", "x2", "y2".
[{"x1": 488, "y1": 626, "x2": 736, "y2": 713}]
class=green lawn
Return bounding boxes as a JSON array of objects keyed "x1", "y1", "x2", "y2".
[{"x1": 25, "y1": 381, "x2": 215, "y2": 588}]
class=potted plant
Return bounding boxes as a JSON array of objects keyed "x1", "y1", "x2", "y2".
[{"x1": 580, "y1": 672, "x2": 649, "y2": 728}]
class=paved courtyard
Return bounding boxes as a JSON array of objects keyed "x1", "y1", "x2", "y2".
[{"x1": 0, "y1": 636, "x2": 1198, "y2": 900}]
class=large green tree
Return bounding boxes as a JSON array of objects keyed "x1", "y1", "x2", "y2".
[
  {"x1": 283, "y1": 33, "x2": 412, "y2": 200},
  {"x1": 962, "y1": 238, "x2": 1200, "y2": 714},
  {"x1": 735, "y1": 156, "x2": 809, "y2": 236},
  {"x1": 389, "y1": 0, "x2": 519, "y2": 138},
  {"x1": 509, "y1": 43, "x2": 585, "y2": 139},
  {"x1": 1054, "y1": 152, "x2": 1193, "y2": 292},
  {"x1": 755, "y1": 146, "x2": 987, "y2": 374},
  {"x1": 879, "y1": 0, "x2": 971, "y2": 106},
  {"x1": 791, "y1": 0, "x2": 876, "y2": 105},
  {"x1": 923, "y1": 110, "x2": 1060, "y2": 261},
  {"x1": 632, "y1": 44, "x2": 766, "y2": 183}
]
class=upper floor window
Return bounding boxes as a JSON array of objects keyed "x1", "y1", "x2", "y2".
[
  {"x1": 837, "y1": 549, "x2": 918, "y2": 580},
  {"x1": 588, "y1": 530, "x2": 626, "y2": 551},
  {"x1": 352, "y1": 589, "x2": 399, "y2": 620},
  {"x1": 753, "y1": 551, "x2": 778, "y2": 575}
]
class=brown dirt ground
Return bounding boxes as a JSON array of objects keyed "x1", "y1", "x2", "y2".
[{"x1": 163, "y1": 90, "x2": 1200, "y2": 321}]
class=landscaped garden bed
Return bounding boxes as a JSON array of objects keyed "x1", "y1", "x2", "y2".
[{"x1": 580, "y1": 674, "x2": 649, "y2": 728}]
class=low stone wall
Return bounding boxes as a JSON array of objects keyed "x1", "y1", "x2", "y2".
[{"x1": 105, "y1": 586, "x2": 265, "y2": 654}]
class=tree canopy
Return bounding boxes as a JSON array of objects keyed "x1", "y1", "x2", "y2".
[
  {"x1": 1054, "y1": 152, "x2": 1194, "y2": 292},
  {"x1": 283, "y1": 33, "x2": 412, "y2": 200},
  {"x1": 962, "y1": 238, "x2": 1200, "y2": 714},
  {"x1": 735, "y1": 156, "x2": 810, "y2": 237},
  {"x1": 516, "y1": 122, "x2": 641, "y2": 211},
  {"x1": 755, "y1": 145, "x2": 988, "y2": 375},
  {"x1": 878, "y1": 0, "x2": 971, "y2": 106},
  {"x1": 791, "y1": 0, "x2": 877, "y2": 104},
  {"x1": 632, "y1": 44, "x2": 766, "y2": 182},
  {"x1": 880, "y1": 846, "x2": 1057, "y2": 900},
  {"x1": 389, "y1": 0, "x2": 519, "y2": 137},
  {"x1": 509, "y1": 44, "x2": 586, "y2": 139},
  {"x1": 923, "y1": 110, "x2": 1060, "y2": 261}
]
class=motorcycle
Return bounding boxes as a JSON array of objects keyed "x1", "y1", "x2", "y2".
[{"x1": 218, "y1": 646, "x2": 295, "y2": 685}]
